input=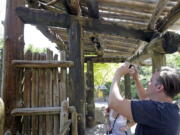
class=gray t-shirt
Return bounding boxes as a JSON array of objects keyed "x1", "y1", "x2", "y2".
[{"x1": 131, "y1": 100, "x2": 180, "y2": 135}]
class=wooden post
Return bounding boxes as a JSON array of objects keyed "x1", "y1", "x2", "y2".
[
  {"x1": 31, "y1": 53, "x2": 39, "y2": 135},
  {"x1": 39, "y1": 54, "x2": 46, "y2": 135},
  {"x1": 53, "y1": 54, "x2": 60, "y2": 135},
  {"x1": 69, "y1": 20, "x2": 85, "y2": 135},
  {"x1": 70, "y1": 107, "x2": 78, "y2": 135},
  {"x1": 86, "y1": 61, "x2": 95, "y2": 128},
  {"x1": 23, "y1": 51, "x2": 32, "y2": 135},
  {"x1": 60, "y1": 51, "x2": 67, "y2": 101},
  {"x1": 124, "y1": 74, "x2": 131, "y2": 99},
  {"x1": 2, "y1": 0, "x2": 24, "y2": 133},
  {"x1": 152, "y1": 51, "x2": 166, "y2": 73},
  {"x1": 60, "y1": 100, "x2": 69, "y2": 134},
  {"x1": 45, "y1": 49, "x2": 53, "y2": 135}
]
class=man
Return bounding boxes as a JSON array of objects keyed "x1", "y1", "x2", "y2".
[{"x1": 108, "y1": 62, "x2": 180, "y2": 135}]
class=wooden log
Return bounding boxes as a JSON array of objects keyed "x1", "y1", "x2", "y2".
[
  {"x1": 59, "y1": 51, "x2": 67, "y2": 102},
  {"x1": 103, "y1": 46, "x2": 134, "y2": 53},
  {"x1": 124, "y1": 74, "x2": 131, "y2": 99},
  {"x1": 23, "y1": 51, "x2": 32, "y2": 135},
  {"x1": 59, "y1": 120, "x2": 72, "y2": 135},
  {"x1": 69, "y1": 21, "x2": 86, "y2": 135},
  {"x1": 11, "y1": 107, "x2": 62, "y2": 116},
  {"x1": 152, "y1": 52, "x2": 166, "y2": 73},
  {"x1": 70, "y1": 107, "x2": 78, "y2": 135},
  {"x1": 86, "y1": 0, "x2": 99, "y2": 19},
  {"x1": 62, "y1": 0, "x2": 81, "y2": 15},
  {"x1": 37, "y1": 26, "x2": 68, "y2": 51},
  {"x1": 16, "y1": 7, "x2": 154, "y2": 42},
  {"x1": 45, "y1": 49, "x2": 53, "y2": 135},
  {"x1": 12, "y1": 60, "x2": 74, "y2": 68},
  {"x1": 157, "y1": 1, "x2": 180, "y2": 32},
  {"x1": 128, "y1": 31, "x2": 180, "y2": 63},
  {"x1": 98, "y1": 0, "x2": 171, "y2": 14},
  {"x1": 103, "y1": 50, "x2": 131, "y2": 57},
  {"x1": 39, "y1": 2, "x2": 65, "y2": 14},
  {"x1": 38, "y1": 54, "x2": 46, "y2": 135},
  {"x1": 53, "y1": 54, "x2": 60, "y2": 135},
  {"x1": 31, "y1": 53, "x2": 39, "y2": 135},
  {"x1": 11, "y1": 106, "x2": 76, "y2": 116},
  {"x1": 86, "y1": 61, "x2": 95, "y2": 128},
  {"x1": 84, "y1": 57, "x2": 126, "y2": 63},
  {"x1": 103, "y1": 44, "x2": 137, "y2": 52},
  {"x1": 47, "y1": 0, "x2": 59, "y2": 6},
  {"x1": 60, "y1": 100, "x2": 69, "y2": 134},
  {"x1": 100, "y1": 12, "x2": 149, "y2": 23},
  {"x1": 148, "y1": 0, "x2": 169, "y2": 30},
  {"x1": 2, "y1": 0, "x2": 25, "y2": 133},
  {"x1": 99, "y1": 6, "x2": 151, "y2": 21}
]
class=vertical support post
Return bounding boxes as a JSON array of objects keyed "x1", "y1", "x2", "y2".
[
  {"x1": 124, "y1": 74, "x2": 131, "y2": 99},
  {"x1": 69, "y1": 20, "x2": 85, "y2": 135},
  {"x1": 2, "y1": 0, "x2": 24, "y2": 133},
  {"x1": 86, "y1": 60, "x2": 95, "y2": 128},
  {"x1": 60, "y1": 51, "x2": 67, "y2": 101},
  {"x1": 152, "y1": 51, "x2": 166, "y2": 73}
]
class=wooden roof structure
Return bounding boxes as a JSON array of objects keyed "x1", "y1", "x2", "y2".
[
  {"x1": 16, "y1": 0, "x2": 180, "y2": 64},
  {"x1": 2, "y1": 0, "x2": 180, "y2": 134}
]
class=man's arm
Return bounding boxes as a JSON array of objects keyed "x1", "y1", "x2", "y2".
[
  {"x1": 108, "y1": 63, "x2": 133, "y2": 120},
  {"x1": 129, "y1": 66, "x2": 148, "y2": 100}
]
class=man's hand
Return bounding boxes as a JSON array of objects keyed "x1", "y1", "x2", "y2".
[
  {"x1": 116, "y1": 62, "x2": 131, "y2": 76},
  {"x1": 129, "y1": 65, "x2": 139, "y2": 80}
]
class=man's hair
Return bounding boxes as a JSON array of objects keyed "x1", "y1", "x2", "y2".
[{"x1": 157, "y1": 67, "x2": 180, "y2": 98}]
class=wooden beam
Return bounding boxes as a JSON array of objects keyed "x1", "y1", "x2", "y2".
[
  {"x1": 86, "y1": 61, "x2": 95, "y2": 128},
  {"x1": 2, "y1": 0, "x2": 25, "y2": 133},
  {"x1": 12, "y1": 60, "x2": 74, "y2": 68},
  {"x1": 11, "y1": 106, "x2": 76, "y2": 116},
  {"x1": 62, "y1": 0, "x2": 81, "y2": 15},
  {"x1": 128, "y1": 31, "x2": 180, "y2": 63},
  {"x1": 157, "y1": 1, "x2": 180, "y2": 32},
  {"x1": 86, "y1": 0, "x2": 99, "y2": 18},
  {"x1": 37, "y1": 26, "x2": 68, "y2": 50},
  {"x1": 98, "y1": 0, "x2": 171, "y2": 14},
  {"x1": 100, "y1": 11, "x2": 148, "y2": 23},
  {"x1": 16, "y1": 7, "x2": 154, "y2": 42},
  {"x1": 99, "y1": 6, "x2": 151, "y2": 21},
  {"x1": 124, "y1": 74, "x2": 131, "y2": 99},
  {"x1": 152, "y1": 52, "x2": 166, "y2": 73},
  {"x1": 148, "y1": 0, "x2": 169, "y2": 30},
  {"x1": 84, "y1": 57, "x2": 126, "y2": 63},
  {"x1": 68, "y1": 21, "x2": 85, "y2": 135}
]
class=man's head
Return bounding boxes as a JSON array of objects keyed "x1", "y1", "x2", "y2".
[{"x1": 147, "y1": 66, "x2": 180, "y2": 100}]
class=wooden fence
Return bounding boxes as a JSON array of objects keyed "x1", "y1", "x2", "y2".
[{"x1": 11, "y1": 49, "x2": 77, "y2": 135}]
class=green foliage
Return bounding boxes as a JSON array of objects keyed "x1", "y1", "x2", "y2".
[
  {"x1": 166, "y1": 52, "x2": 180, "y2": 68},
  {"x1": 25, "y1": 44, "x2": 46, "y2": 53},
  {"x1": 92, "y1": 52, "x2": 180, "y2": 100},
  {"x1": 0, "y1": 39, "x2": 4, "y2": 48},
  {"x1": 93, "y1": 63, "x2": 119, "y2": 87}
]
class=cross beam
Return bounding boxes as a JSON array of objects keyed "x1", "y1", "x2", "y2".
[{"x1": 16, "y1": 7, "x2": 154, "y2": 42}]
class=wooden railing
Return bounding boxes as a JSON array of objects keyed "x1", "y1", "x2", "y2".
[{"x1": 11, "y1": 100, "x2": 78, "y2": 135}]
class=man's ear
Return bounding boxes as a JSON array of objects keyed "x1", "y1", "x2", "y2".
[{"x1": 156, "y1": 84, "x2": 164, "y2": 92}]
